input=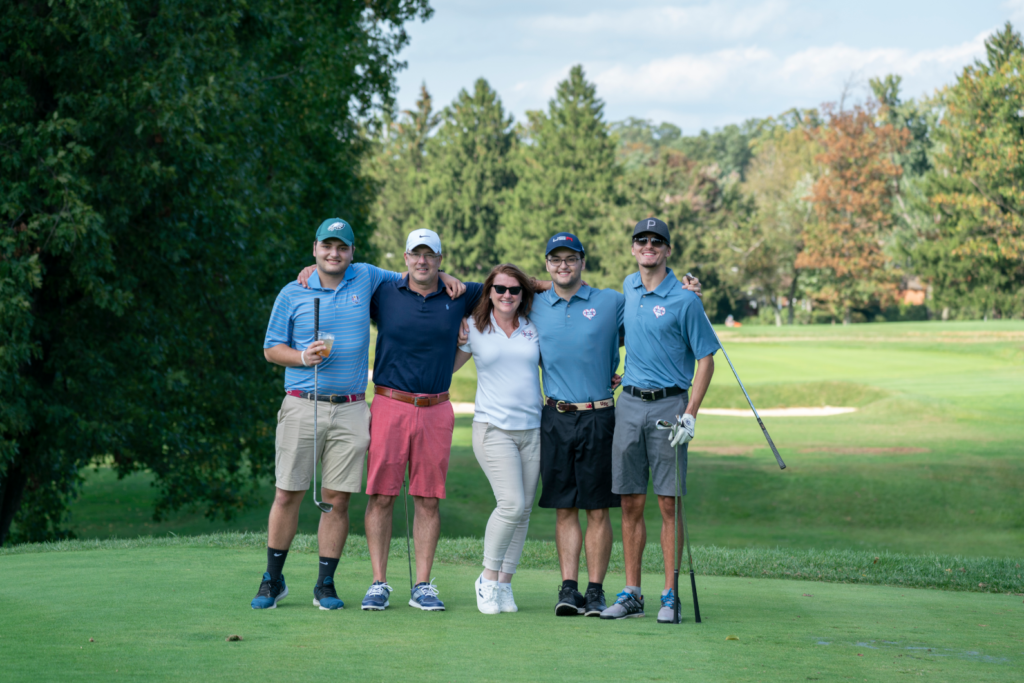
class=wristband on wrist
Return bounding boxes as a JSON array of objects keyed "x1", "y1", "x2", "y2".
[{"x1": 301, "y1": 349, "x2": 308, "y2": 367}]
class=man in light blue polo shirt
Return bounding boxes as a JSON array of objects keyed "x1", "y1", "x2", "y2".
[
  {"x1": 251, "y1": 219, "x2": 463, "y2": 612},
  {"x1": 601, "y1": 217, "x2": 719, "y2": 623},
  {"x1": 531, "y1": 232, "x2": 624, "y2": 618}
]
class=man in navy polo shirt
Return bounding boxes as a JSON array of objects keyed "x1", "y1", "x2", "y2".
[
  {"x1": 530, "y1": 232, "x2": 624, "y2": 618},
  {"x1": 253, "y1": 219, "x2": 464, "y2": 612},
  {"x1": 600, "y1": 217, "x2": 719, "y2": 623},
  {"x1": 362, "y1": 229, "x2": 484, "y2": 612}
]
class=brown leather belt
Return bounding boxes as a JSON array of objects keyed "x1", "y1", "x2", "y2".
[
  {"x1": 375, "y1": 386, "x2": 450, "y2": 407},
  {"x1": 546, "y1": 397, "x2": 615, "y2": 413},
  {"x1": 287, "y1": 390, "x2": 365, "y2": 404}
]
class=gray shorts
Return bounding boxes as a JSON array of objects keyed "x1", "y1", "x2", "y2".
[{"x1": 611, "y1": 391, "x2": 689, "y2": 497}]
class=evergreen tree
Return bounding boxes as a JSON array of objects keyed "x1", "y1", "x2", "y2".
[
  {"x1": 423, "y1": 79, "x2": 516, "y2": 278},
  {"x1": 497, "y1": 66, "x2": 620, "y2": 284},
  {"x1": 367, "y1": 85, "x2": 441, "y2": 272},
  {"x1": 914, "y1": 22, "x2": 1024, "y2": 319}
]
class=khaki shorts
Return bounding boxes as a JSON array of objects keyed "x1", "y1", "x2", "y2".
[{"x1": 275, "y1": 395, "x2": 370, "y2": 493}]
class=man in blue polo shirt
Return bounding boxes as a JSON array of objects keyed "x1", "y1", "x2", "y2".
[
  {"x1": 531, "y1": 232, "x2": 624, "y2": 618},
  {"x1": 362, "y1": 229, "x2": 484, "y2": 612},
  {"x1": 252, "y1": 219, "x2": 463, "y2": 612},
  {"x1": 600, "y1": 217, "x2": 719, "y2": 623}
]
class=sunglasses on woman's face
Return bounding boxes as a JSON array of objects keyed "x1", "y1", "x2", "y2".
[
  {"x1": 492, "y1": 285, "x2": 522, "y2": 295},
  {"x1": 633, "y1": 236, "x2": 667, "y2": 246}
]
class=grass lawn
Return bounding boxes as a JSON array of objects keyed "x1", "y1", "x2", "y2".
[
  {"x1": 2, "y1": 538, "x2": 1022, "y2": 683},
  {"x1": 62, "y1": 321, "x2": 1024, "y2": 559}
]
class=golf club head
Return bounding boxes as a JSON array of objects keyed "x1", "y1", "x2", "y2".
[
  {"x1": 655, "y1": 419, "x2": 673, "y2": 430},
  {"x1": 315, "y1": 501, "x2": 333, "y2": 513}
]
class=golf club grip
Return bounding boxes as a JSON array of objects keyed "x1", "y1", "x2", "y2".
[
  {"x1": 313, "y1": 298, "x2": 319, "y2": 337},
  {"x1": 674, "y1": 569, "x2": 680, "y2": 624},
  {"x1": 758, "y1": 418, "x2": 787, "y2": 469},
  {"x1": 690, "y1": 571, "x2": 701, "y2": 623}
]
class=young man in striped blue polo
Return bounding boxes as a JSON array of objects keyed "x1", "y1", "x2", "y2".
[{"x1": 251, "y1": 219, "x2": 463, "y2": 611}]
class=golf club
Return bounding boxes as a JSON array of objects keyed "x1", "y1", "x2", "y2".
[
  {"x1": 403, "y1": 473, "x2": 414, "y2": 592},
  {"x1": 657, "y1": 419, "x2": 698, "y2": 624},
  {"x1": 311, "y1": 298, "x2": 332, "y2": 513},
  {"x1": 688, "y1": 273, "x2": 787, "y2": 470}
]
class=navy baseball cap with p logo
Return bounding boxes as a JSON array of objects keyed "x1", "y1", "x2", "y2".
[
  {"x1": 632, "y1": 217, "x2": 670, "y2": 245},
  {"x1": 545, "y1": 232, "x2": 585, "y2": 255}
]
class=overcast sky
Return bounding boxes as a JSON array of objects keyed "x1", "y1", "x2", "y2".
[{"x1": 392, "y1": 0, "x2": 1024, "y2": 133}]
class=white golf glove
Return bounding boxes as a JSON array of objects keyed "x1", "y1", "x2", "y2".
[{"x1": 670, "y1": 414, "x2": 695, "y2": 447}]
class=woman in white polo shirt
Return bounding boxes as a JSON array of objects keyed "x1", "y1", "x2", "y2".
[{"x1": 453, "y1": 263, "x2": 541, "y2": 615}]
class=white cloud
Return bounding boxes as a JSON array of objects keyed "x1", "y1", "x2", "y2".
[
  {"x1": 592, "y1": 31, "x2": 989, "y2": 109},
  {"x1": 529, "y1": 1, "x2": 789, "y2": 41}
]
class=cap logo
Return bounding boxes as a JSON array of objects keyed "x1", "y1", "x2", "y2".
[
  {"x1": 653, "y1": 305, "x2": 666, "y2": 318},
  {"x1": 647, "y1": 219, "x2": 656, "y2": 228},
  {"x1": 583, "y1": 308, "x2": 596, "y2": 320},
  {"x1": 552, "y1": 236, "x2": 572, "y2": 242},
  {"x1": 328, "y1": 222, "x2": 346, "y2": 231}
]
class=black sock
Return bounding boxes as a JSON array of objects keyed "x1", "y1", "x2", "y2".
[
  {"x1": 562, "y1": 579, "x2": 578, "y2": 592},
  {"x1": 318, "y1": 556, "x2": 339, "y2": 584},
  {"x1": 587, "y1": 582, "x2": 603, "y2": 594},
  {"x1": 266, "y1": 547, "x2": 289, "y2": 580}
]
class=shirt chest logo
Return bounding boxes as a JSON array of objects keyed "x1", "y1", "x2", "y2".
[
  {"x1": 582, "y1": 308, "x2": 596, "y2": 320},
  {"x1": 522, "y1": 329, "x2": 536, "y2": 340},
  {"x1": 351, "y1": 294, "x2": 360, "y2": 304},
  {"x1": 653, "y1": 305, "x2": 666, "y2": 318}
]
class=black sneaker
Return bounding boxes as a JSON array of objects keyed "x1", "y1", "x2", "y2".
[
  {"x1": 251, "y1": 572, "x2": 288, "y2": 609},
  {"x1": 583, "y1": 586, "x2": 606, "y2": 617},
  {"x1": 555, "y1": 584, "x2": 585, "y2": 616}
]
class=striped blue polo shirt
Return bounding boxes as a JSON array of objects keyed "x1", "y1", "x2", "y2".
[{"x1": 264, "y1": 263, "x2": 402, "y2": 395}]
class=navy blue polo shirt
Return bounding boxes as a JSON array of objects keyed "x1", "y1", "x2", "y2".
[
  {"x1": 371, "y1": 278, "x2": 484, "y2": 394},
  {"x1": 622, "y1": 268, "x2": 720, "y2": 390},
  {"x1": 532, "y1": 285, "x2": 624, "y2": 403}
]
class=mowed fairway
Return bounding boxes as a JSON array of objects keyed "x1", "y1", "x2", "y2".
[
  {"x1": 64, "y1": 321, "x2": 1024, "y2": 557},
  {"x1": 3, "y1": 545, "x2": 1022, "y2": 683}
]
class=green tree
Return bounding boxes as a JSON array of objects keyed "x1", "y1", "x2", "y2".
[
  {"x1": 497, "y1": 66, "x2": 620, "y2": 283},
  {"x1": 0, "y1": 0, "x2": 430, "y2": 545},
  {"x1": 422, "y1": 79, "x2": 516, "y2": 278},
  {"x1": 367, "y1": 85, "x2": 441, "y2": 272},
  {"x1": 914, "y1": 22, "x2": 1024, "y2": 319}
]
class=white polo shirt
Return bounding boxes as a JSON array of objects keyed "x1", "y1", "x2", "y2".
[{"x1": 459, "y1": 314, "x2": 542, "y2": 430}]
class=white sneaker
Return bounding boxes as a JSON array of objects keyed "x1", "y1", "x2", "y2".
[
  {"x1": 475, "y1": 574, "x2": 500, "y2": 615},
  {"x1": 497, "y1": 583, "x2": 518, "y2": 613}
]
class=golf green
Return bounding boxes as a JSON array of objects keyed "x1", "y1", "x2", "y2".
[{"x1": 3, "y1": 546, "x2": 1021, "y2": 682}]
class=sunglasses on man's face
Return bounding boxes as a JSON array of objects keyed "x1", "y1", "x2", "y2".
[
  {"x1": 633, "y1": 236, "x2": 667, "y2": 247},
  {"x1": 492, "y1": 285, "x2": 522, "y2": 295}
]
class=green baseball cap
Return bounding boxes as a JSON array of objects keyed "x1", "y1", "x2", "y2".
[{"x1": 315, "y1": 218, "x2": 355, "y2": 245}]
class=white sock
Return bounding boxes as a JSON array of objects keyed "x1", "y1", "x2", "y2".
[
  {"x1": 479, "y1": 573, "x2": 498, "y2": 585},
  {"x1": 499, "y1": 581, "x2": 511, "y2": 588}
]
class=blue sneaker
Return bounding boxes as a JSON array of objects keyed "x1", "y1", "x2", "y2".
[
  {"x1": 313, "y1": 576, "x2": 344, "y2": 610},
  {"x1": 409, "y1": 579, "x2": 445, "y2": 611},
  {"x1": 251, "y1": 572, "x2": 288, "y2": 609},
  {"x1": 361, "y1": 581, "x2": 393, "y2": 611},
  {"x1": 657, "y1": 589, "x2": 677, "y2": 623}
]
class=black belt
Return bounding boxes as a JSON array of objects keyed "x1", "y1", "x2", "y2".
[
  {"x1": 622, "y1": 385, "x2": 686, "y2": 402},
  {"x1": 287, "y1": 390, "x2": 365, "y2": 404}
]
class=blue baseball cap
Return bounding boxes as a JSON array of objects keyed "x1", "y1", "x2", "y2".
[
  {"x1": 545, "y1": 232, "x2": 585, "y2": 255},
  {"x1": 632, "y1": 217, "x2": 670, "y2": 245},
  {"x1": 315, "y1": 218, "x2": 355, "y2": 245}
]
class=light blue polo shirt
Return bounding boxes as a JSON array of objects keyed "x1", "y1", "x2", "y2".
[
  {"x1": 622, "y1": 268, "x2": 720, "y2": 390},
  {"x1": 531, "y1": 285, "x2": 624, "y2": 403},
  {"x1": 264, "y1": 263, "x2": 402, "y2": 394}
]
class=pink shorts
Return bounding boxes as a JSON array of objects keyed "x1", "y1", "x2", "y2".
[{"x1": 366, "y1": 394, "x2": 455, "y2": 499}]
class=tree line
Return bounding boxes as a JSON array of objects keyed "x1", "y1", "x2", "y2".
[{"x1": 367, "y1": 23, "x2": 1024, "y2": 324}]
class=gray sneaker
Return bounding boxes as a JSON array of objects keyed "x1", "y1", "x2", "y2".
[
  {"x1": 657, "y1": 589, "x2": 677, "y2": 623},
  {"x1": 599, "y1": 590, "x2": 645, "y2": 619}
]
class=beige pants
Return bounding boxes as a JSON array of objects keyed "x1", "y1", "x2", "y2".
[
  {"x1": 275, "y1": 396, "x2": 370, "y2": 493},
  {"x1": 472, "y1": 422, "x2": 541, "y2": 575}
]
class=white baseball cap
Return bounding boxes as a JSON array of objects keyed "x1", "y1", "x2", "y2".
[{"x1": 405, "y1": 229, "x2": 442, "y2": 255}]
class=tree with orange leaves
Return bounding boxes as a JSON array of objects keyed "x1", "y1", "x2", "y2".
[{"x1": 797, "y1": 102, "x2": 909, "y2": 323}]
